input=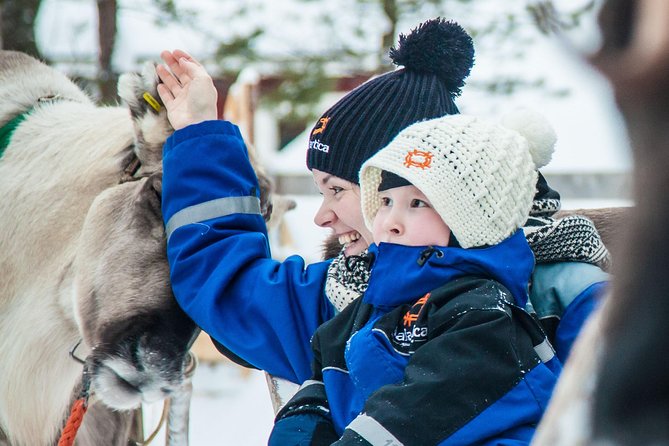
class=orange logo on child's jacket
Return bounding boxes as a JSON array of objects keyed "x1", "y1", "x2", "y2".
[
  {"x1": 402, "y1": 293, "x2": 430, "y2": 327},
  {"x1": 394, "y1": 292, "x2": 431, "y2": 348},
  {"x1": 311, "y1": 117, "x2": 331, "y2": 136},
  {"x1": 404, "y1": 149, "x2": 433, "y2": 169}
]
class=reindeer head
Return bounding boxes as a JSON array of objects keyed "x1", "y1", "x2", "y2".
[
  {"x1": 73, "y1": 172, "x2": 198, "y2": 410},
  {"x1": 68, "y1": 62, "x2": 295, "y2": 410}
]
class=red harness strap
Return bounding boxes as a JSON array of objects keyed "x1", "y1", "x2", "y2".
[
  {"x1": 57, "y1": 397, "x2": 89, "y2": 446},
  {"x1": 58, "y1": 364, "x2": 91, "y2": 446}
]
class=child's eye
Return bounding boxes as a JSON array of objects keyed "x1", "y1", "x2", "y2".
[
  {"x1": 411, "y1": 199, "x2": 429, "y2": 208},
  {"x1": 381, "y1": 197, "x2": 392, "y2": 206},
  {"x1": 329, "y1": 186, "x2": 344, "y2": 195}
]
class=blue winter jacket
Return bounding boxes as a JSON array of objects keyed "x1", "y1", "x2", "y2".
[
  {"x1": 270, "y1": 234, "x2": 561, "y2": 445},
  {"x1": 161, "y1": 119, "x2": 603, "y2": 385}
]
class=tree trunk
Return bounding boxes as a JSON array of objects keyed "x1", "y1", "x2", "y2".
[
  {"x1": 97, "y1": 0, "x2": 118, "y2": 103},
  {"x1": 0, "y1": 0, "x2": 42, "y2": 58},
  {"x1": 380, "y1": 0, "x2": 398, "y2": 66}
]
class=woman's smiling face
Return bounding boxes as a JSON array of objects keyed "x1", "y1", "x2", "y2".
[{"x1": 311, "y1": 169, "x2": 373, "y2": 256}]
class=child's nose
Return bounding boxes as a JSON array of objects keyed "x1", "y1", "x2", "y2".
[{"x1": 384, "y1": 212, "x2": 404, "y2": 235}]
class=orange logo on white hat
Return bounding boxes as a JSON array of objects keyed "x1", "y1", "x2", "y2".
[{"x1": 404, "y1": 149, "x2": 433, "y2": 169}]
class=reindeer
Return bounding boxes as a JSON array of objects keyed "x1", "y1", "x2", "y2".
[
  {"x1": 532, "y1": 1, "x2": 669, "y2": 444},
  {"x1": 0, "y1": 51, "x2": 278, "y2": 446}
]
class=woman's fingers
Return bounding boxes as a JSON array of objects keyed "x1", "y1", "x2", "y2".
[
  {"x1": 173, "y1": 49, "x2": 199, "y2": 65},
  {"x1": 156, "y1": 82, "x2": 174, "y2": 106},
  {"x1": 176, "y1": 57, "x2": 210, "y2": 82},
  {"x1": 160, "y1": 50, "x2": 192, "y2": 86},
  {"x1": 156, "y1": 49, "x2": 218, "y2": 130},
  {"x1": 156, "y1": 63, "x2": 182, "y2": 97}
]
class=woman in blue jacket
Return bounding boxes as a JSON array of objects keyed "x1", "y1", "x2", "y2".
[
  {"x1": 157, "y1": 19, "x2": 609, "y2": 386},
  {"x1": 158, "y1": 19, "x2": 476, "y2": 383}
]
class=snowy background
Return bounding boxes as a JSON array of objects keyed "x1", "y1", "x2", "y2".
[
  {"x1": 142, "y1": 364, "x2": 276, "y2": 445},
  {"x1": 34, "y1": 1, "x2": 633, "y2": 444},
  {"x1": 35, "y1": 0, "x2": 632, "y2": 176}
]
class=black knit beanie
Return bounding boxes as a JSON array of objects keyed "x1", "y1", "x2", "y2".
[
  {"x1": 306, "y1": 18, "x2": 475, "y2": 184},
  {"x1": 378, "y1": 170, "x2": 412, "y2": 191}
]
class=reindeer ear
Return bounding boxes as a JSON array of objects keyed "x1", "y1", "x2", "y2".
[
  {"x1": 136, "y1": 172, "x2": 163, "y2": 219},
  {"x1": 117, "y1": 62, "x2": 164, "y2": 118},
  {"x1": 256, "y1": 172, "x2": 274, "y2": 222}
]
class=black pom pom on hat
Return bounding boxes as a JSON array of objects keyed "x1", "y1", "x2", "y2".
[
  {"x1": 307, "y1": 18, "x2": 475, "y2": 184},
  {"x1": 389, "y1": 18, "x2": 475, "y2": 96}
]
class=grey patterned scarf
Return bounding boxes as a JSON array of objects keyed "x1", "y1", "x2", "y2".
[
  {"x1": 325, "y1": 249, "x2": 372, "y2": 312},
  {"x1": 523, "y1": 173, "x2": 611, "y2": 270}
]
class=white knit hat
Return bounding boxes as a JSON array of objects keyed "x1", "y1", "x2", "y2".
[{"x1": 359, "y1": 109, "x2": 557, "y2": 249}]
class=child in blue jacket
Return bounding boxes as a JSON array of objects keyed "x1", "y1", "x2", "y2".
[{"x1": 269, "y1": 111, "x2": 562, "y2": 445}]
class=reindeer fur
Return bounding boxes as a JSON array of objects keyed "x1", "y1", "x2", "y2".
[{"x1": 0, "y1": 51, "x2": 193, "y2": 446}]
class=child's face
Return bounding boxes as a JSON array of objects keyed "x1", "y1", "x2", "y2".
[{"x1": 373, "y1": 185, "x2": 451, "y2": 247}]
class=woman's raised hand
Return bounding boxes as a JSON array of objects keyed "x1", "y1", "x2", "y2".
[{"x1": 157, "y1": 50, "x2": 218, "y2": 131}]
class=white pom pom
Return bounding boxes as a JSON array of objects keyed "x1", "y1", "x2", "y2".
[{"x1": 501, "y1": 108, "x2": 557, "y2": 168}]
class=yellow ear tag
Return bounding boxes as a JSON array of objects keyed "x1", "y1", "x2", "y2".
[{"x1": 142, "y1": 92, "x2": 161, "y2": 112}]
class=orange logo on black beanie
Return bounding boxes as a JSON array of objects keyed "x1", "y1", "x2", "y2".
[{"x1": 312, "y1": 116, "x2": 331, "y2": 136}]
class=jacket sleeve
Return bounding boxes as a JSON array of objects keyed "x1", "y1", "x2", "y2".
[
  {"x1": 337, "y1": 289, "x2": 556, "y2": 445},
  {"x1": 270, "y1": 379, "x2": 339, "y2": 446},
  {"x1": 554, "y1": 281, "x2": 607, "y2": 362},
  {"x1": 162, "y1": 120, "x2": 335, "y2": 383},
  {"x1": 530, "y1": 262, "x2": 608, "y2": 362}
]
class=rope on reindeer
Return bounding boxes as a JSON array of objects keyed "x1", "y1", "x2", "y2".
[
  {"x1": 57, "y1": 366, "x2": 91, "y2": 446},
  {"x1": 58, "y1": 348, "x2": 197, "y2": 446},
  {"x1": 57, "y1": 399, "x2": 88, "y2": 446}
]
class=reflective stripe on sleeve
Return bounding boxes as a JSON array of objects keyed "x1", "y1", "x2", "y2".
[
  {"x1": 165, "y1": 195, "x2": 261, "y2": 240},
  {"x1": 298, "y1": 379, "x2": 324, "y2": 391},
  {"x1": 534, "y1": 338, "x2": 555, "y2": 363},
  {"x1": 347, "y1": 413, "x2": 404, "y2": 446}
]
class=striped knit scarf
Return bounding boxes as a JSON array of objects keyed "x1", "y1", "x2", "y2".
[
  {"x1": 523, "y1": 173, "x2": 611, "y2": 271},
  {"x1": 325, "y1": 249, "x2": 372, "y2": 313}
]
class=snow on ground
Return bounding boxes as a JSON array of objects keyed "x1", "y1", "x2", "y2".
[{"x1": 142, "y1": 362, "x2": 275, "y2": 445}]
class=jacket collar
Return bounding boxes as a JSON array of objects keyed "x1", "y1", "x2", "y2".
[{"x1": 363, "y1": 230, "x2": 534, "y2": 308}]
